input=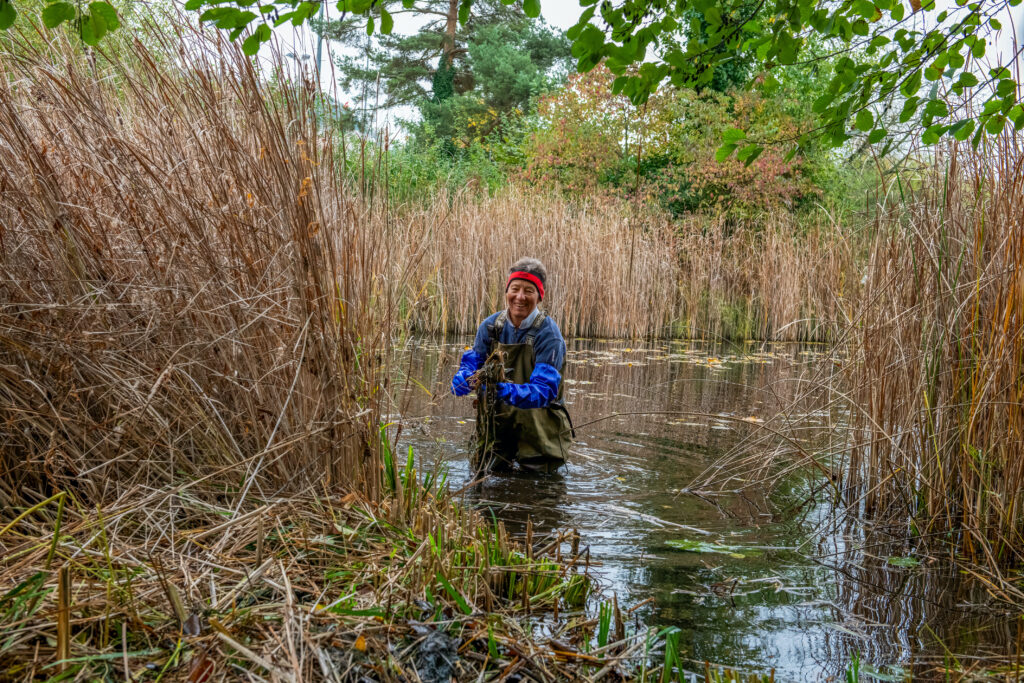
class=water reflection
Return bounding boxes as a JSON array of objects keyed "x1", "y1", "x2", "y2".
[
  {"x1": 464, "y1": 470, "x2": 570, "y2": 539},
  {"x1": 394, "y1": 337, "x2": 1018, "y2": 680}
]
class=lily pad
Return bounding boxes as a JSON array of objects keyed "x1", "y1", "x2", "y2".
[
  {"x1": 886, "y1": 556, "x2": 920, "y2": 568},
  {"x1": 666, "y1": 539, "x2": 760, "y2": 559}
]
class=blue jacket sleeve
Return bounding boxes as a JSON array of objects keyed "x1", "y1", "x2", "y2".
[{"x1": 497, "y1": 363, "x2": 562, "y2": 409}]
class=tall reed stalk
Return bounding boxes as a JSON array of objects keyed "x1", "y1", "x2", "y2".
[{"x1": 842, "y1": 135, "x2": 1024, "y2": 569}]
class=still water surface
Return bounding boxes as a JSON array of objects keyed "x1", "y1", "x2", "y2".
[{"x1": 395, "y1": 338, "x2": 1018, "y2": 681}]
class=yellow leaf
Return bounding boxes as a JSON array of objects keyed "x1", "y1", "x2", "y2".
[{"x1": 354, "y1": 635, "x2": 367, "y2": 652}]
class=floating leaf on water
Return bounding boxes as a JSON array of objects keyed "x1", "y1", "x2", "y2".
[
  {"x1": 858, "y1": 663, "x2": 909, "y2": 682},
  {"x1": 742, "y1": 416, "x2": 763, "y2": 423},
  {"x1": 887, "y1": 556, "x2": 920, "y2": 568},
  {"x1": 666, "y1": 539, "x2": 761, "y2": 558}
]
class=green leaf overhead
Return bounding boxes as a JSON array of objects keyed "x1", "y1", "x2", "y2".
[
  {"x1": 379, "y1": 7, "x2": 393, "y2": 34},
  {"x1": 5, "y1": 0, "x2": 1013, "y2": 152},
  {"x1": 41, "y1": 1, "x2": 75, "y2": 28},
  {"x1": 551, "y1": 0, "x2": 1021, "y2": 152},
  {"x1": 0, "y1": 0, "x2": 17, "y2": 30},
  {"x1": 855, "y1": 109, "x2": 874, "y2": 132},
  {"x1": 89, "y1": 1, "x2": 119, "y2": 31}
]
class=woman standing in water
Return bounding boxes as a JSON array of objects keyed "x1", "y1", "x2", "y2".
[{"x1": 450, "y1": 258, "x2": 573, "y2": 473}]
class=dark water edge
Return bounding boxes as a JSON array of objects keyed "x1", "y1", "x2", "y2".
[{"x1": 393, "y1": 337, "x2": 1021, "y2": 681}]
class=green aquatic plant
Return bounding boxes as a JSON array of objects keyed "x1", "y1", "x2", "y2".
[
  {"x1": 845, "y1": 650, "x2": 861, "y2": 683},
  {"x1": 661, "y1": 626, "x2": 683, "y2": 682},
  {"x1": 703, "y1": 663, "x2": 777, "y2": 682},
  {"x1": 597, "y1": 600, "x2": 613, "y2": 652},
  {"x1": 886, "y1": 556, "x2": 921, "y2": 568},
  {"x1": 666, "y1": 538, "x2": 763, "y2": 559}
]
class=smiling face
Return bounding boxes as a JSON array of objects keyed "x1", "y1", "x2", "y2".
[{"x1": 506, "y1": 279, "x2": 540, "y2": 327}]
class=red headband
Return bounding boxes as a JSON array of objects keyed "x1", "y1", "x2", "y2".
[{"x1": 506, "y1": 271, "x2": 544, "y2": 300}]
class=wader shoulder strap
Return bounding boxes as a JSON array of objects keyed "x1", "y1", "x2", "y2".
[
  {"x1": 524, "y1": 311, "x2": 547, "y2": 347},
  {"x1": 486, "y1": 311, "x2": 508, "y2": 354}
]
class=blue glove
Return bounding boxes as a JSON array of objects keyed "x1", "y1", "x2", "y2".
[
  {"x1": 452, "y1": 371, "x2": 473, "y2": 396},
  {"x1": 451, "y1": 350, "x2": 483, "y2": 396},
  {"x1": 495, "y1": 363, "x2": 561, "y2": 409}
]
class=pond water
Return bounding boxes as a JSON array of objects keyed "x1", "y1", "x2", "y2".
[{"x1": 394, "y1": 338, "x2": 1020, "y2": 681}]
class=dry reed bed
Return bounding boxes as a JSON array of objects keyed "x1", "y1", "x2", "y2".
[
  {"x1": 673, "y1": 213, "x2": 856, "y2": 341},
  {"x1": 694, "y1": 137, "x2": 1024, "y2": 582},
  {"x1": 838, "y1": 136, "x2": 1024, "y2": 574},
  {"x1": 392, "y1": 195, "x2": 854, "y2": 341},
  {"x1": 0, "y1": 29, "x2": 394, "y2": 507}
]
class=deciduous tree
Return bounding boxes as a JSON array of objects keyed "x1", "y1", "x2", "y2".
[{"x1": 9, "y1": 0, "x2": 1020, "y2": 157}]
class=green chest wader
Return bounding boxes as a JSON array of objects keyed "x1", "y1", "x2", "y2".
[{"x1": 475, "y1": 311, "x2": 573, "y2": 473}]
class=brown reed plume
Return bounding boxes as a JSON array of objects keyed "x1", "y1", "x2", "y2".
[
  {"x1": 838, "y1": 134, "x2": 1024, "y2": 573},
  {"x1": 0, "y1": 25, "x2": 397, "y2": 511}
]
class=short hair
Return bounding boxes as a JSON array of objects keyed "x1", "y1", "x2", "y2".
[{"x1": 508, "y1": 257, "x2": 547, "y2": 288}]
